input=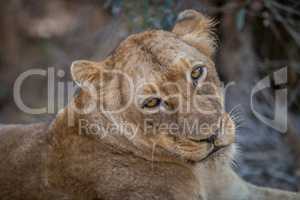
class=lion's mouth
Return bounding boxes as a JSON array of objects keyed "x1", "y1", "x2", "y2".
[
  {"x1": 185, "y1": 120, "x2": 235, "y2": 161},
  {"x1": 189, "y1": 133, "x2": 218, "y2": 144},
  {"x1": 188, "y1": 132, "x2": 226, "y2": 160}
]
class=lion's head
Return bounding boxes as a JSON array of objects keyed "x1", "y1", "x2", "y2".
[{"x1": 70, "y1": 10, "x2": 235, "y2": 163}]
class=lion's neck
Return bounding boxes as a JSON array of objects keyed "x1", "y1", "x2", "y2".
[{"x1": 194, "y1": 161, "x2": 250, "y2": 200}]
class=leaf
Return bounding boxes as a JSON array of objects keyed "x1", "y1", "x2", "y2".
[{"x1": 236, "y1": 8, "x2": 247, "y2": 31}]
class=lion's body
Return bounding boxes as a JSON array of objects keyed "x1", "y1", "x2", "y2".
[
  {"x1": 0, "y1": 10, "x2": 299, "y2": 200},
  {"x1": 0, "y1": 120, "x2": 206, "y2": 200},
  {"x1": 0, "y1": 123, "x2": 51, "y2": 199},
  {"x1": 0, "y1": 120, "x2": 298, "y2": 200}
]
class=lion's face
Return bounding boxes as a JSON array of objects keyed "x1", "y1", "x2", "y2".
[{"x1": 71, "y1": 10, "x2": 235, "y2": 162}]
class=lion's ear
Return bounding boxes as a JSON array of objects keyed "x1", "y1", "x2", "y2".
[
  {"x1": 172, "y1": 10, "x2": 217, "y2": 57},
  {"x1": 71, "y1": 60, "x2": 102, "y2": 87}
]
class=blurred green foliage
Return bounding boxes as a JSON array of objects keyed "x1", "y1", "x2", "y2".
[{"x1": 105, "y1": 0, "x2": 178, "y2": 31}]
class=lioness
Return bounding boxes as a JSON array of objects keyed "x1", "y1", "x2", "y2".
[{"x1": 0, "y1": 10, "x2": 299, "y2": 200}]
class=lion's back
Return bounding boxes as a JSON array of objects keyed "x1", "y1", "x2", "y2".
[
  {"x1": 0, "y1": 123, "x2": 51, "y2": 199},
  {"x1": 0, "y1": 123, "x2": 48, "y2": 161}
]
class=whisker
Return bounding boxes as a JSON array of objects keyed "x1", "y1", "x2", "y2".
[
  {"x1": 227, "y1": 105, "x2": 249, "y2": 132},
  {"x1": 230, "y1": 114, "x2": 243, "y2": 121},
  {"x1": 231, "y1": 159, "x2": 239, "y2": 169},
  {"x1": 231, "y1": 116, "x2": 245, "y2": 125},
  {"x1": 228, "y1": 104, "x2": 242, "y2": 116},
  {"x1": 233, "y1": 117, "x2": 245, "y2": 124},
  {"x1": 230, "y1": 109, "x2": 243, "y2": 119},
  {"x1": 231, "y1": 152, "x2": 241, "y2": 169}
]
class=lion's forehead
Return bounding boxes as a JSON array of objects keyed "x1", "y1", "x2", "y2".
[
  {"x1": 112, "y1": 30, "x2": 216, "y2": 89},
  {"x1": 108, "y1": 30, "x2": 219, "y2": 97},
  {"x1": 113, "y1": 30, "x2": 204, "y2": 71}
]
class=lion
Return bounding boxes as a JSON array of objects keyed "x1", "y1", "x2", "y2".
[{"x1": 0, "y1": 9, "x2": 299, "y2": 200}]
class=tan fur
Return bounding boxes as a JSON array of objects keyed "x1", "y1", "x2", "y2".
[{"x1": 0, "y1": 10, "x2": 299, "y2": 200}]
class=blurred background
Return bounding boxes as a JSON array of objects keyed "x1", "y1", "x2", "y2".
[{"x1": 0, "y1": 0, "x2": 300, "y2": 192}]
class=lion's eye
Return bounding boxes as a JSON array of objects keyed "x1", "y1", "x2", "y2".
[
  {"x1": 142, "y1": 97, "x2": 161, "y2": 108},
  {"x1": 190, "y1": 65, "x2": 207, "y2": 81}
]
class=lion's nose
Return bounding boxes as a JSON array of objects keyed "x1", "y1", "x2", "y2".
[{"x1": 206, "y1": 134, "x2": 217, "y2": 143}]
